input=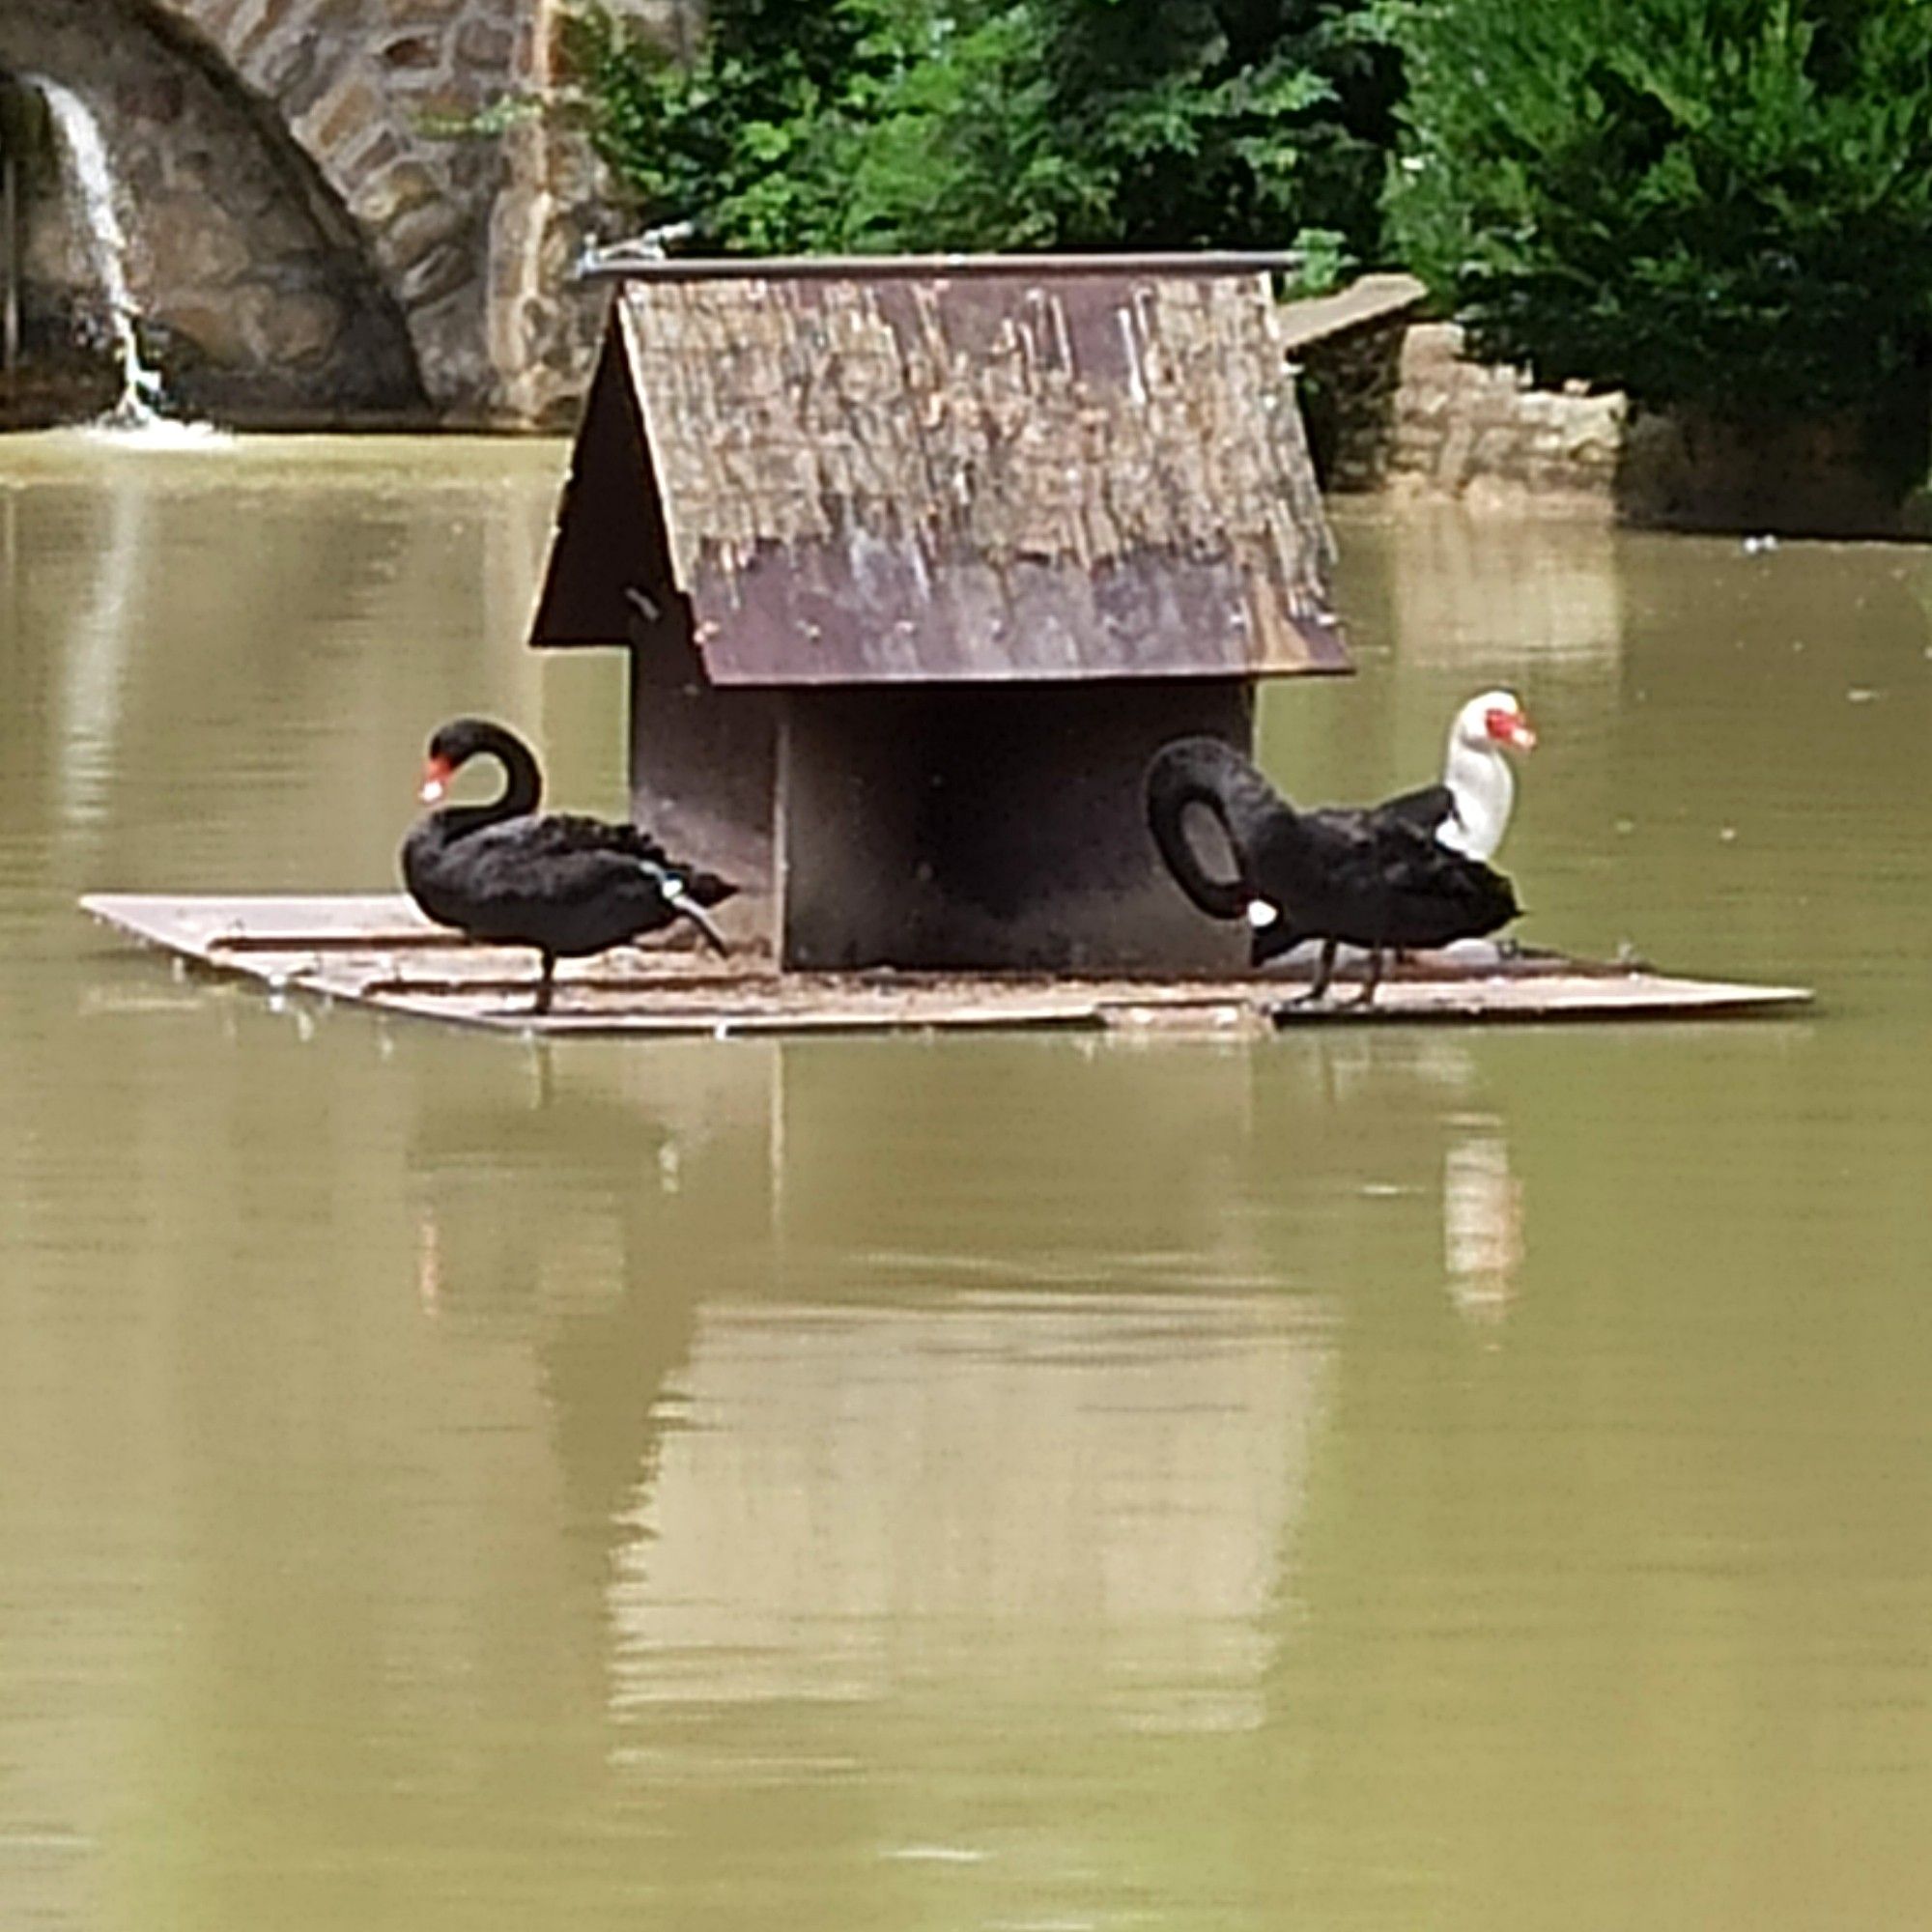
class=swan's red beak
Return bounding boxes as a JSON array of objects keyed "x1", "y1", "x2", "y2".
[
  {"x1": 418, "y1": 755, "x2": 453, "y2": 805},
  {"x1": 1487, "y1": 706, "x2": 1536, "y2": 752}
]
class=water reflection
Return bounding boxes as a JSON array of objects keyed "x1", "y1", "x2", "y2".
[
  {"x1": 5, "y1": 434, "x2": 564, "y2": 899},
  {"x1": 389, "y1": 1023, "x2": 1543, "y2": 1799},
  {"x1": 1381, "y1": 509, "x2": 1628, "y2": 671},
  {"x1": 398, "y1": 1042, "x2": 1332, "y2": 1754},
  {"x1": 53, "y1": 461, "x2": 145, "y2": 833},
  {"x1": 1442, "y1": 1121, "x2": 1524, "y2": 1327},
  {"x1": 9, "y1": 444, "x2": 1932, "y2": 1932},
  {"x1": 607, "y1": 1291, "x2": 1325, "y2": 1737}
]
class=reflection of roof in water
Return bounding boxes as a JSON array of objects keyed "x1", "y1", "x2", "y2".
[{"x1": 605, "y1": 1293, "x2": 1328, "y2": 1736}]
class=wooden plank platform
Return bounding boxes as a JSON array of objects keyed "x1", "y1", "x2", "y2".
[{"x1": 79, "y1": 894, "x2": 1814, "y2": 1037}]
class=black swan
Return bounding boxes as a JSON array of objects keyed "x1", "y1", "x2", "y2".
[
  {"x1": 400, "y1": 717, "x2": 738, "y2": 1013},
  {"x1": 1145, "y1": 729, "x2": 1524, "y2": 1005}
]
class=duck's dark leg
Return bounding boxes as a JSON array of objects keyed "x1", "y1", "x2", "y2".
[
  {"x1": 532, "y1": 952, "x2": 556, "y2": 1015},
  {"x1": 1293, "y1": 937, "x2": 1340, "y2": 1004}
]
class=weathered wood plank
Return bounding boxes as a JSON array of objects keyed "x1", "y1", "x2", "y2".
[{"x1": 80, "y1": 894, "x2": 1814, "y2": 1037}]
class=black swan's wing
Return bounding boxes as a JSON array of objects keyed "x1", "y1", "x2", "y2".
[
  {"x1": 1283, "y1": 804, "x2": 1383, "y2": 875},
  {"x1": 517, "y1": 811, "x2": 670, "y2": 865},
  {"x1": 449, "y1": 828, "x2": 650, "y2": 918},
  {"x1": 1280, "y1": 810, "x2": 1518, "y2": 943},
  {"x1": 1370, "y1": 781, "x2": 1455, "y2": 839},
  {"x1": 1369, "y1": 820, "x2": 1520, "y2": 938},
  {"x1": 502, "y1": 812, "x2": 739, "y2": 905},
  {"x1": 419, "y1": 819, "x2": 729, "y2": 952}
]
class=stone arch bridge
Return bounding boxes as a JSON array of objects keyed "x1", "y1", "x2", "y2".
[{"x1": 0, "y1": 0, "x2": 691, "y2": 424}]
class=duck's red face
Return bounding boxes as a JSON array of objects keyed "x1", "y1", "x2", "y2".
[
  {"x1": 418, "y1": 753, "x2": 455, "y2": 804},
  {"x1": 1486, "y1": 703, "x2": 1537, "y2": 752}
]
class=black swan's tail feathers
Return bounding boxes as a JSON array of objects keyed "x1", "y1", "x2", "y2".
[
  {"x1": 640, "y1": 861, "x2": 733, "y2": 954},
  {"x1": 1145, "y1": 736, "x2": 1293, "y2": 922},
  {"x1": 668, "y1": 892, "x2": 730, "y2": 954}
]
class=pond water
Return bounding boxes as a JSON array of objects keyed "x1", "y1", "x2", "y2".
[{"x1": 4, "y1": 437, "x2": 1931, "y2": 1931}]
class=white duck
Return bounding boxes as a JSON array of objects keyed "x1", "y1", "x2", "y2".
[{"x1": 1376, "y1": 689, "x2": 1536, "y2": 862}]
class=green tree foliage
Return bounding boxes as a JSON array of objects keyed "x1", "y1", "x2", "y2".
[
  {"x1": 564, "y1": 0, "x2": 1400, "y2": 279},
  {"x1": 1389, "y1": 0, "x2": 1932, "y2": 418}
]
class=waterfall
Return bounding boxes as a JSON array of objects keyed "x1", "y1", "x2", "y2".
[{"x1": 31, "y1": 75, "x2": 167, "y2": 428}]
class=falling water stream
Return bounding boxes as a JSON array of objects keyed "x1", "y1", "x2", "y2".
[
  {"x1": 29, "y1": 76, "x2": 223, "y2": 442},
  {"x1": 31, "y1": 77, "x2": 159, "y2": 424}
]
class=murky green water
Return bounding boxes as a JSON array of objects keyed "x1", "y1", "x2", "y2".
[{"x1": 5, "y1": 437, "x2": 1932, "y2": 1931}]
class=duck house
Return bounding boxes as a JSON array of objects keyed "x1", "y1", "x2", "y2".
[
  {"x1": 530, "y1": 252, "x2": 1348, "y2": 974},
  {"x1": 79, "y1": 260, "x2": 1816, "y2": 1030}
]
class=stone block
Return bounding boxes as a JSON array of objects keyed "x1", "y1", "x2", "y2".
[
  {"x1": 280, "y1": 56, "x2": 338, "y2": 121},
  {"x1": 158, "y1": 291, "x2": 255, "y2": 365},
  {"x1": 260, "y1": 290, "x2": 347, "y2": 364},
  {"x1": 1405, "y1": 382, "x2": 1452, "y2": 423},
  {"x1": 294, "y1": 72, "x2": 383, "y2": 158},
  {"x1": 1399, "y1": 322, "x2": 1464, "y2": 374},
  {"x1": 142, "y1": 192, "x2": 254, "y2": 286},
  {"x1": 233, "y1": 0, "x2": 306, "y2": 69},
  {"x1": 382, "y1": 194, "x2": 468, "y2": 262},
  {"x1": 380, "y1": 33, "x2": 444, "y2": 69},
  {"x1": 350, "y1": 158, "x2": 440, "y2": 228},
  {"x1": 396, "y1": 237, "x2": 473, "y2": 307},
  {"x1": 189, "y1": 0, "x2": 255, "y2": 43},
  {"x1": 253, "y1": 27, "x2": 320, "y2": 97},
  {"x1": 111, "y1": 72, "x2": 187, "y2": 126},
  {"x1": 1471, "y1": 426, "x2": 1515, "y2": 471},
  {"x1": 455, "y1": 18, "x2": 518, "y2": 69},
  {"x1": 336, "y1": 126, "x2": 407, "y2": 193},
  {"x1": 1559, "y1": 400, "x2": 1625, "y2": 459}
]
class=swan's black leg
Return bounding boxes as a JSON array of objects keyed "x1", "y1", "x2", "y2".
[
  {"x1": 532, "y1": 952, "x2": 556, "y2": 1014},
  {"x1": 1294, "y1": 937, "x2": 1340, "y2": 1004},
  {"x1": 1351, "y1": 944, "x2": 1386, "y2": 1007}
]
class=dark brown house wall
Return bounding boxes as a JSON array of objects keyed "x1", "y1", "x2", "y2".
[
  {"x1": 628, "y1": 626, "x2": 781, "y2": 959},
  {"x1": 779, "y1": 682, "x2": 1254, "y2": 974}
]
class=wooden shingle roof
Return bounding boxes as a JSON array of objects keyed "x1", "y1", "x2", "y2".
[{"x1": 532, "y1": 256, "x2": 1347, "y2": 685}]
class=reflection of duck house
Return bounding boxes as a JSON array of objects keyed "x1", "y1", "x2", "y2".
[{"x1": 530, "y1": 253, "x2": 1347, "y2": 974}]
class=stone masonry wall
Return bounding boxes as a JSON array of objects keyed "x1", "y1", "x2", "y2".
[
  {"x1": 1, "y1": 0, "x2": 703, "y2": 424},
  {"x1": 1320, "y1": 317, "x2": 1921, "y2": 537},
  {"x1": 2, "y1": 5, "x2": 423, "y2": 421},
  {"x1": 149, "y1": 0, "x2": 574, "y2": 422},
  {"x1": 1376, "y1": 322, "x2": 1626, "y2": 511}
]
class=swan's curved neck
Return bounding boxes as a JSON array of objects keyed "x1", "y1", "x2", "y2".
[
  {"x1": 482, "y1": 732, "x2": 542, "y2": 819},
  {"x1": 1437, "y1": 736, "x2": 1513, "y2": 861},
  {"x1": 1146, "y1": 738, "x2": 1293, "y2": 920},
  {"x1": 440, "y1": 731, "x2": 542, "y2": 837}
]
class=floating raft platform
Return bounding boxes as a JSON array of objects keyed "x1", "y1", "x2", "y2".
[{"x1": 80, "y1": 895, "x2": 1813, "y2": 1037}]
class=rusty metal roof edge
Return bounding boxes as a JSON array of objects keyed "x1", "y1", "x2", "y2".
[{"x1": 578, "y1": 247, "x2": 1305, "y2": 284}]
